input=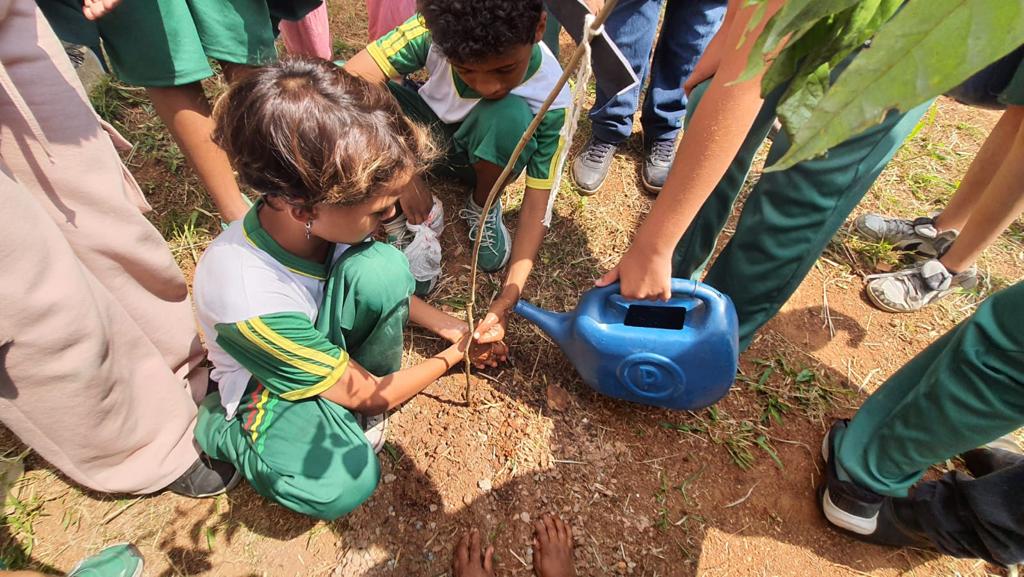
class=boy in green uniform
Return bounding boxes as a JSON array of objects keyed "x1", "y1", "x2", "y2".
[
  {"x1": 345, "y1": 0, "x2": 569, "y2": 343},
  {"x1": 820, "y1": 281, "x2": 1024, "y2": 566},
  {"x1": 193, "y1": 59, "x2": 506, "y2": 520},
  {"x1": 596, "y1": 0, "x2": 932, "y2": 351}
]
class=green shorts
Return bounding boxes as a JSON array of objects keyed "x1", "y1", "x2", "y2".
[
  {"x1": 387, "y1": 81, "x2": 534, "y2": 186},
  {"x1": 40, "y1": 0, "x2": 278, "y2": 87}
]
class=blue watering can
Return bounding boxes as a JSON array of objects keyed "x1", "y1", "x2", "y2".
[{"x1": 513, "y1": 279, "x2": 739, "y2": 410}]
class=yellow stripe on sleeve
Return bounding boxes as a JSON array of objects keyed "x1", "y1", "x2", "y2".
[
  {"x1": 236, "y1": 321, "x2": 333, "y2": 377},
  {"x1": 383, "y1": 18, "x2": 429, "y2": 58},
  {"x1": 279, "y1": 351, "x2": 350, "y2": 401},
  {"x1": 367, "y1": 41, "x2": 400, "y2": 78},
  {"x1": 247, "y1": 317, "x2": 340, "y2": 368}
]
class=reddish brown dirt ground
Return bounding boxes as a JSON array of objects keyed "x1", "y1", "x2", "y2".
[{"x1": 2, "y1": 4, "x2": 1021, "y2": 577}]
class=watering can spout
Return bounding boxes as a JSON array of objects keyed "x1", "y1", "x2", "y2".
[{"x1": 513, "y1": 300, "x2": 572, "y2": 346}]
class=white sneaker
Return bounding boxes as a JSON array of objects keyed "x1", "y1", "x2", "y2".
[
  {"x1": 866, "y1": 259, "x2": 978, "y2": 313},
  {"x1": 359, "y1": 412, "x2": 389, "y2": 454}
]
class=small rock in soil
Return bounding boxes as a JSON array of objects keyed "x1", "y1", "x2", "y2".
[
  {"x1": 519, "y1": 512, "x2": 530, "y2": 523},
  {"x1": 545, "y1": 384, "x2": 571, "y2": 411},
  {"x1": 429, "y1": 504, "x2": 438, "y2": 512},
  {"x1": 383, "y1": 474, "x2": 397, "y2": 484},
  {"x1": 478, "y1": 478, "x2": 493, "y2": 492}
]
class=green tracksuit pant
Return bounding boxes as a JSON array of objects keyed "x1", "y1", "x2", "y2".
[
  {"x1": 674, "y1": 78, "x2": 933, "y2": 350},
  {"x1": 836, "y1": 282, "x2": 1024, "y2": 565},
  {"x1": 196, "y1": 242, "x2": 414, "y2": 520}
]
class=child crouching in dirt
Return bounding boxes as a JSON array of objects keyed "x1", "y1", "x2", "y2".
[{"x1": 191, "y1": 58, "x2": 508, "y2": 520}]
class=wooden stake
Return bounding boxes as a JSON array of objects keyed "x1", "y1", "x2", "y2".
[{"x1": 463, "y1": 0, "x2": 621, "y2": 406}]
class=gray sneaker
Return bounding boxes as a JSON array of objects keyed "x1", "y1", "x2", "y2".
[
  {"x1": 460, "y1": 198, "x2": 511, "y2": 272},
  {"x1": 866, "y1": 259, "x2": 978, "y2": 313},
  {"x1": 852, "y1": 214, "x2": 958, "y2": 258},
  {"x1": 571, "y1": 137, "x2": 618, "y2": 195},
  {"x1": 642, "y1": 139, "x2": 675, "y2": 194}
]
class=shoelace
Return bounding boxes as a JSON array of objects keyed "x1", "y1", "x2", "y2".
[
  {"x1": 867, "y1": 261, "x2": 952, "y2": 292},
  {"x1": 648, "y1": 140, "x2": 675, "y2": 164},
  {"x1": 382, "y1": 217, "x2": 411, "y2": 248},
  {"x1": 878, "y1": 216, "x2": 938, "y2": 240},
  {"x1": 459, "y1": 207, "x2": 498, "y2": 249},
  {"x1": 584, "y1": 140, "x2": 616, "y2": 163}
]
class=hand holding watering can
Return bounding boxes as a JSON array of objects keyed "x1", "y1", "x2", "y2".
[{"x1": 514, "y1": 279, "x2": 739, "y2": 410}]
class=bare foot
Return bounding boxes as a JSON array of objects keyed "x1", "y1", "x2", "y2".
[
  {"x1": 452, "y1": 528, "x2": 495, "y2": 577},
  {"x1": 533, "y1": 514, "x2": 575, "y2": 577}
]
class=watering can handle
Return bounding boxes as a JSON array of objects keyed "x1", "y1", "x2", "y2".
[{"x1": 600, "y1": 279, "x2": 726, "y2": 313}]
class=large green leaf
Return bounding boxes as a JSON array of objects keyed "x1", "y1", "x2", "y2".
[{"x1": 770, "y1": 0, "x2": 1024, "y2": 171}]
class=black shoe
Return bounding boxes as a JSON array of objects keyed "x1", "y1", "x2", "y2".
[
  {"x1": 641, "y1": 139, "x2": 675, "y2": 194},
  {"x1": 571, "y1": 137, "x2": 618, "y2": 195},
  {"x1": 819, "y1": 420, "x2": 932, "y2": 549},
  {"x1": 960, "y1": 436, "x2": 1024, "y2": 478},
  {"x1": 165, "y1": 454, "x2": 241, "y2": 498}
]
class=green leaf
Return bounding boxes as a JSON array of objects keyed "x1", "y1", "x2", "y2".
[
  {"x1": 771, "y1": 0, "x2": 1024, "y2": 171},
  {"x1": 762, "y1": 0, "x2": 862, "y2": 54}
]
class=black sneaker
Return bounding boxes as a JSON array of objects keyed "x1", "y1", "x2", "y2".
[
  {"x1": 960, "y1": 436, "x2": 1024, "y2": 478},
  {"x1": 571, "y1": 137, "x2": 617, "y2": 195},
  {"x1": 165, "y1": 454, "x2": 242, "y2": 498},
  {"x1": 642, "y1": 139, "x2": 675, "y2": 194},
  {"x1": 819, "y1": 420, "x2": 932, "y2": 548}
]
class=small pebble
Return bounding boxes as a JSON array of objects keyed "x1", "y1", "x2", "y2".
[
  {"x1": 383, "y1": 474, "x2": 397, "y2": 484},
  {"x1": 478, "y1": 478, "x2": 493, "y2": 492},
  {"x1": 429, "y1": 504, "x2": 438, "y2": 513},
  {"x1": 519, "y1": 512, "x2": 530, "y2": 523}
]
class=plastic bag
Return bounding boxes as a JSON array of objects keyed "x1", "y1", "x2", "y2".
[{"x1": 404, "y1": 196, "x2": 445, "y2": 282}]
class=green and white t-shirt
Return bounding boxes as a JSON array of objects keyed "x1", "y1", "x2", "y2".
[
  {"x1": 368, "y1": 14, "x2": 571, "y2": 190},
  {"x1": 194, "y1": 205, "x2": 351, "y2": 418}
]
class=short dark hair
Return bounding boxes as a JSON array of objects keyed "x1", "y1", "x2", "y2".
[
  {"x1": 418, "y1": 0, "x2": 544, "y2": 64},
  {"x1": 212, "y1": 58, "x2": 437, "y2": 211}
]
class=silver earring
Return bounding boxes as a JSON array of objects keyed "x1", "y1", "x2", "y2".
[{"x1": 305, "y1": 220, "x2": 313, "y2": 240}]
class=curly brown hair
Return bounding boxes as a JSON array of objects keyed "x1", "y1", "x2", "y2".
[
  {"x1": 418, "y1": 0, "x2": 544, "y2": 64},
  {"x1": 213, "y1": 58, "x2": 438, "y2": 211}
]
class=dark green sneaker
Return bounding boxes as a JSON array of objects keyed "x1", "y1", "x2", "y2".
[
  {"x1": 67, "y1": 544, "x2": 144, "y2": 577},
  {"x1": 460, "y1": 198, "x2": 511, "y2": 273}
]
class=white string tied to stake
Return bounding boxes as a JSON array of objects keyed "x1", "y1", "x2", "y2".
[{"x1": 543, "y1": 13, "x2": 602, "y2": 227}]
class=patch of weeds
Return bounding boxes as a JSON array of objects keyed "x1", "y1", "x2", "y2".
[
  {"x1": 382, "y1": 442, "x2": 403, "y2": 465},
  {"x1": 654, "y1": 473, "x2": 671, "y2": 531},
  {"x1": 2, "y1": 480, "x2": 45, "y2": 569},
  {"x1": 740, "y1": 361, "x2": 791, "y2": 425},
  {"x1": 909, "y1": 172, "x2": 958, "y2": 203},
  {"x1": 662, "y1": 411, "x2": 783, "y2": 471},
  {"x1": 164, "y1": 209, "x2": 213, "y2": 270},
  {"x1": 842, "y1": 235, "x2": 907, "y2": 272},
  {"x1": 744, "y1": 357, "x2": 851, "y2": 421},
  {"x1": 333, "y1": 38, "x2": 356, "y2": 59},
  {"x1": 676, "y1": 465, "x2": 706, "y2": 508},
  {"x1": 89, "y1": 76, "x2": 148, "y2": 128}
]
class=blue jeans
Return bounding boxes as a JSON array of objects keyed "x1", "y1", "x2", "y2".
[{"x1": 589, "y1": 0, "x2": 726, "y2": 146}]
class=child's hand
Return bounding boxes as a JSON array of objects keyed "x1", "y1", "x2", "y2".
[
  {"x1": 400, "y1": 181, "x2": 433, "y2": 225},
  {"x1": 82, "y1": 0, "x2": 120, "y2": 20},
  {"x1": 454, "y1": 334, "x2": 508, "y2": 369},
  {"x1": 473, "y1": 311, "x2": 506, "y2": 344}
]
